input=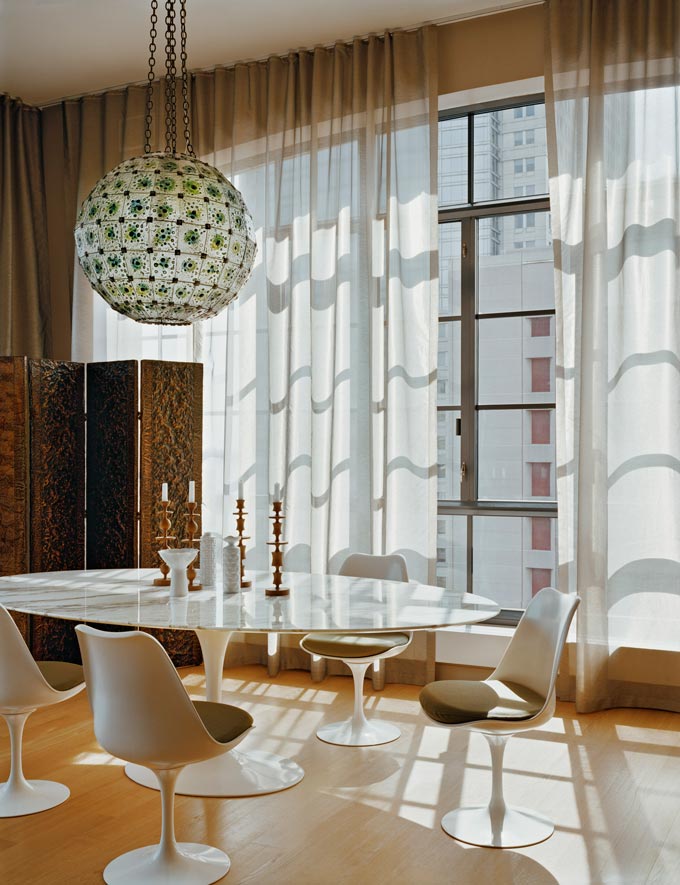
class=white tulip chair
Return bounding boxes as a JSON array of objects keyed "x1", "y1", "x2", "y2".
[
  {"x1": 300, "y1": 553, "x2": 412, "y2": 746},
  {"x1": 0, "y1": 604, "x2": 85, "y2": 817},
  {"x1": 419, "y1": 587, "x2": 579, "y2": 848},
  {"x1": 76, "y1": 625, "x2": 254, "y2": 884}
]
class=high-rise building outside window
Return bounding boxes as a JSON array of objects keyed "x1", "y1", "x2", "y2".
[{"x1": 437, "y1": 99, "x2": 556, "y2": 617}]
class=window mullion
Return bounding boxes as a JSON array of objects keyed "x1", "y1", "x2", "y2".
[{"x1": 460, "y1": 215, "x2": 476, "y2": 504}]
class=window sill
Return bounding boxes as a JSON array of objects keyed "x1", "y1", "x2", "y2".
[
  {"x1": 436, "y1": 619, "x2": 578, "y2": 669},
  {"x1": 435, "y1": 623, "x2": 514, "y2": 668}
]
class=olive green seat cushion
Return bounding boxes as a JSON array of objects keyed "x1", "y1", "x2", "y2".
[
  {"x1": 193, "y1": 700, "x2": 253, "y2": 744},
  {"x1": 419, "y1": 679, "x2": 545, "y2": 725},
  {"x1": 37, "y1": 661, "x2": 84, "y2": 692},
  {"x1": 301, "y1": 632, "x2": 410, "y2": 659}
]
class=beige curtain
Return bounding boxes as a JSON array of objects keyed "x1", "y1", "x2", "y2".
[
  {"x1": 546, "y1": 0, "x2": 680, "y2": 712},
  {"x1": 58, "y1": 29, "x2": 439, "y2": 585},
  {"x1": 194, "y1": 31, "x2": 439, "y2": 582},
  {"x1": 40, "y1": 84, "x2": 175, "y2": 363},
  {"x1": 0, "y1": 94, "x2": 52, "y2": 357}
]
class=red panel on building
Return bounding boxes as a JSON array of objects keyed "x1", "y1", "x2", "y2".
[
  {"x1": 530, "y1": 357, "x2": 551, "y2": 392},
  {"x1": 531, "y1": 516, "x2": 552, "y2": 550},
  {"x1": 531, "y1": 316, "x2": 551, "y2": 337},
  {"x1": 531, "y1": 410, "x2": 551, "y2": 444},
  {"x1": 531, "y1": 462, "x2": 551, "y2": 497},
  {"x1": 531, "y1": 568, "x2": 553, "y2": 596}
]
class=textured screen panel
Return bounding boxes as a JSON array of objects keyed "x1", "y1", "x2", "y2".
[
  {"x1": 28, "y1": 360, "x2": 85, "y2": 572},
  {"x1": 30, "y1": 615, "x2": 82, "y2": 663},
  {"x1": 143, "y1": 627, "x2": 202, "y2": 666},
  {"x1": 9, "y1": 609, "x2": 30, "y2": 644},
  {"x1": 87, "y1": 361, "x2": 138, "y2": 568},
  {"x1": 139, "y1": 361, "x2": 203, "y2": 568},
  {"x1": 0, "y1": 357, "x2": 29, "y2": 576}
]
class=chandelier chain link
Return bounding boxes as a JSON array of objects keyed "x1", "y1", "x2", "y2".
[
  {"x1": 144, "y1": 0, "x2": 159, "y2": 153},
  {"x1": 179, "y1": 0, "x2": 195, "y2": 157},
  {"x1": 164, "y1": 0, "x2": 178, "y2": 152}
]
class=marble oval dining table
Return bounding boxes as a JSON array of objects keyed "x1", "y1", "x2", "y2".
[{"x1": 0, "y1": 567, "x2": 500, "y2": 799}]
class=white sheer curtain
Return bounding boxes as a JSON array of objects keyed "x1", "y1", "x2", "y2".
[
  {"x1": 77, "y1": 29, "x2": 439, "y2": 583},
  {"x1": 546, "y1": 0, "x2": 680, "y2": 712}
]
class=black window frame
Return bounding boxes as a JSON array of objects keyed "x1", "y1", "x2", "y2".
[{"x1": 437, "y1": 94, "x2": 557, "y2": 626}]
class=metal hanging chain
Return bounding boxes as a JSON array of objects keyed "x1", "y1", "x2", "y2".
[
  {"x1": 144, "y1": 0, "x2": 159, "y2": 153},
  {"x1": 164, "y1": 0, "x2": 178, "y2": 153},
  {"x1": 179, "y1": 0, "x2": 195, "y2": 157}
]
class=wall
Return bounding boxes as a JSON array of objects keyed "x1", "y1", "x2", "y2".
[{"x1": 438, "y1": 4, "x2": 544, "y2": 96}]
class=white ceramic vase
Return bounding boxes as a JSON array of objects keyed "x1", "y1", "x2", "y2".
[
  {"x1": 159, "y1": 548, "x2": 197, "y2": 598},
  {"x1": 200, "y1": 532, "x2": 220, "y2": 586},
  {"x1": 223, "y1": 536, "x2": 241, "y2": 593}
]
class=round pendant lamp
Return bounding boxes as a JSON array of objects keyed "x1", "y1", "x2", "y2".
[{"x1": 74, "y1": 0, "x2": 256, "y2": 325}]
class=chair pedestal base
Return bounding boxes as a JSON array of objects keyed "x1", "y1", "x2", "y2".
[
  {"x1": 316, "y1": 719, "x2": 401, "y2": 747},
  {"x1": 126, "y1": 748, "x2": 304, "y2": 797},
  {"x1": 0, "y1": 779, "x2": 70, "y2": 817},
  {"x1": 315, "y1": 660, "x2": 401, "y2": 746},
  {"x1": 441, "y1": 805, "x2": 554, "y2": 848},
  {"x1": 103, "y1": 842, "x2": 230, "y2": 885}
]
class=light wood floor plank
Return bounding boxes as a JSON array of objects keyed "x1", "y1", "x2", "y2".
[{"x1": 1, "y1": 666, "x2": 679, "y2": 884}]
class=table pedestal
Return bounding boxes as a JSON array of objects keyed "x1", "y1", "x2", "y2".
[{"x1": 124, "y1": 628, "x2": 304, "y2": 797}]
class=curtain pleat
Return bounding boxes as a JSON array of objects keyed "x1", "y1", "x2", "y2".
[
  {"x1": 0, "y1": 95, "x2": 51, "y2": 357},
  {"x1": 44, "y1": 29, "x2": 438, "y2": 588}
]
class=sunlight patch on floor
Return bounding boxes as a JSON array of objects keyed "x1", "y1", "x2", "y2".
[
  {"x1": 364, "y1": 695, "x2": 419, "y2": 715},
  {"x1": 72, "y1": 750, "x2": 125, "y2": 767},
  {"x1": 402, "y1": 759, "x2": 444, "y2": 804},
  {"x1": 397, "y1": 802, "x2": 437, "y2": 829},
  {"x1": 417, "y1": 724, "x2": 452, "y2": 759},
  {"x1": 615, "y1": 723, "x2": 680, "y2": 745}
]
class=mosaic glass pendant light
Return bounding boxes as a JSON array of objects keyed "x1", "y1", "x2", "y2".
[{"x1": 74, "y1": 0, "x2": 256, "y2": 325}]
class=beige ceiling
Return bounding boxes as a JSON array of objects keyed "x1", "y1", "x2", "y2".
[{"x1": 0, "y1": 0, "x2": 532, "y2": 105}]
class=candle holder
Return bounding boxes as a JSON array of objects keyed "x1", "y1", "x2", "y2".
[
  {"x1": 266, "y1": 500, "x2": 288, "y2": 597},
  {"x1": 154, "y1": 501, "x2": 176, "y2": 586},
  {"x1": 181, "y1": 500, "x2": 202, "y2": 591},
  {"x1": 233, "y1": 498, "x2": 252, "y2": 589}
]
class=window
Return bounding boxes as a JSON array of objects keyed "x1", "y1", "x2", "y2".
[
  {"x1": 530, "y1": 357, "x2": 552, "y2": 393},
  {"x1": 531, "y1": 517, "x2": 552, "y2": 550},
  {"x1": 530, "y1": 410, "x2": 551, "y2": 444},
  {"x1": 531, "y1": 316, "x2": 551, "y2": 337},
  {"x1": 531, "y1": 568, "x2": 552, "y2": 596},
  {"x1": 530, "y1": 463, "x2": 551, "y2": 497},
  {"x1": 436, "y1": 99, "x2": 555, "y2": 617}
]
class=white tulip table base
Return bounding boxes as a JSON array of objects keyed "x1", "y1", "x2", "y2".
[{"x1": 316, "y1": 719, "x2": 401, "y2": 747}]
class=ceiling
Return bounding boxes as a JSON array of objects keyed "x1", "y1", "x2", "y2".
[{"x1": 0, "y1": 0, "x2": 532, "y2": 106}]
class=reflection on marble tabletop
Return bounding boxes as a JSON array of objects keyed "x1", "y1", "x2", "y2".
[{"x1": 0, "y1": 569, "x2": 500, "y2": 633}]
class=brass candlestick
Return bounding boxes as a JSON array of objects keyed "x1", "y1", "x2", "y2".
[
  {"x1": 154, "y1": 501, "x2": 176, "y2": 586},
  {"x1": 233, "y1": 498, "x2": 252, "y2": 588},
  {"x1": 181, "y1": 500, "x2": 202, "y2": 591},
  {"x1": 266, "y1": 500, "x2": 288, "y2": 597}
]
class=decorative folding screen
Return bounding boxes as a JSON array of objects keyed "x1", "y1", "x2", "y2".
[
  {"x1": 0, "y1": 356, "x2": 203, "y2": 664},
  {"x1": 139, "y1": 360, "x2": 203, "y2": 568},
  {"x1": 86, "y1": 361, "x2": 138, "y2": 568}
]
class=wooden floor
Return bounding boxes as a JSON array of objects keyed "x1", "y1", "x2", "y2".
[{"x1": 1, "y1": 665, "x2": 679, "y2": 885}]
